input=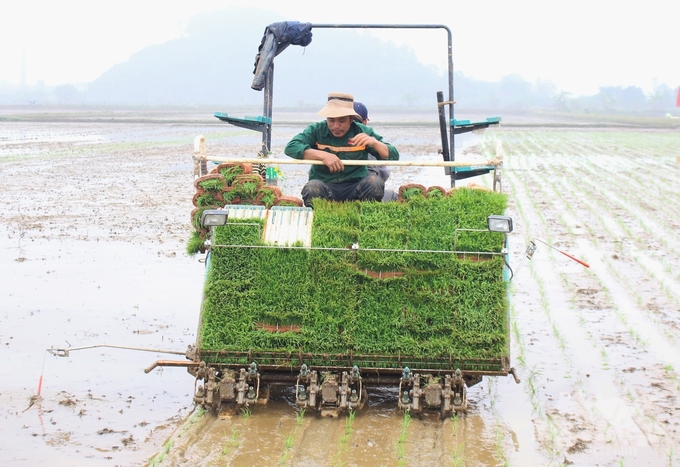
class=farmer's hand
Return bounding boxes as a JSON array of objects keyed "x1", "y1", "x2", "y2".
[
  {"x1": 302, "y1": 148, "x2": 345, "y2": 172},
  {"x1": 320, "y1": 152, "x2": 345, "y2": 173},
  {"x1": 348, "y1": 133, "x2": 377, "y2": 148},
  {"x1": 349, "y1": 134, "x2": 390, "y2": 159}
]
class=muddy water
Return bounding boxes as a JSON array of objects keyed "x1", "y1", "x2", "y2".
[
  {"x1": 3, "y1": 109, "x2": 678, "y2": 466},
  {"x1": 1, "y1": 120, "x2": 208, "y2": 466},
  {"x1": 159, "y1": 386, "x2": 505, "y2": 467}
]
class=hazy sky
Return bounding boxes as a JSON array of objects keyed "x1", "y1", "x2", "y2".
[{"x1": 1, "y1": 0, "x2": 678, "y2": 96}]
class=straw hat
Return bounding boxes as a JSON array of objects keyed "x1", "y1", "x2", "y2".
[{"x1": 317, "y1": 92, "x2": 361, "y2": 118}]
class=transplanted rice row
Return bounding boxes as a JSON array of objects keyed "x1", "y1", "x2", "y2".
[
  {"x1": 504, "y1": 141, "x2": 647, "y2": 460},
  {"x1": 278, "y1": 410, "x2": 308, "y2": 467},
  {"x1": 561, "y1": 133, "x2": 680, "y2": 232},
  {"x1": 506, "y1": 130, "x2": 680, "y2": 460},
  {"x1": 503, "y1": 159, "x2": 581, "y2": 461},
  {"x1": 511, "y1": 138, "x2": 671, "y2": 348},
  {"x1": 516, "y1": 137, "x2": 680, "y2": 314},
  {"x1": 516, "y1": 152, "x2": 676, "y2": 343},
  {"x1": 333, "y1": 410, "x2": 356, "y2": 466},
  {"x1": 553, "y1": 154, "x2": 680, "y2": 318},
  {"x1": 486, "y1": 376, "x2": 512, "y2": 466},
  {"x1": 450, "y1": 414, "x2": 466, "y2": 467},
  {"x1": 576, "y1": 160, "x2": 680, "y2": 249}
]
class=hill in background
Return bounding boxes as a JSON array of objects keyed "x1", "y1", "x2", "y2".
[
  {"x1": 86, "y1": 8, "x2": 453, "y2": 108},
  {"x1": 1, "y1": 7, "x2": 678, "y2": 113}
]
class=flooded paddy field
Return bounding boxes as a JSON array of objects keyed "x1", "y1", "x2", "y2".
[{"x1": 1, "y1": 107, "x2": 679, "y2": 466}]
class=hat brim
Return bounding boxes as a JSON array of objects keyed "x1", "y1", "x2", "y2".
[{"x1": 317, "y1": 107, "x2": 361, "y2": 118}]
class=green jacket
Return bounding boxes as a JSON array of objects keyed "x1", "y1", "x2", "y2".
[{"x1": 284, "y1": 121, "x2": 399, "y2": 183}]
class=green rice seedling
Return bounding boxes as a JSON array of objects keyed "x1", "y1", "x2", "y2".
[
  {"x1": 280, "y1": 408, "x2": 307, "y2": 466},
  {"x1": 240, "y1": 407, "x2": 251, "y2": 419},
  {"x1": 333, "y1": 410, "x2": 356, "y2": 466},
  {"x1": 401, "y1": 186, "x2": 425, "y2": 200},
  {"x1": 338, "y1": 411, "x2": 356, "y2": 448},
  {"x1": 257, "y1": 189, "x2": 278, "y2": 208},
  {"x1": 487, "y1": 376, "x2": 498, "y2": 409},
  {"x1": 222, "y1": 188, "x2": 241, "y2": 204},
  {"x1": 149, "y1": 406, "x2": 206, "y2": 467},
  {"x1": 279, "y1": 435, "x2": 295, "y2": 467},
  {"x1": 221, "y1": 428, "x2": 240, "y2": 458},
  {"x1": 195, "y1": 192, "x2": 222, "y2": 207},
  {"x1": 195, "y1": 190, "x2": 509, "y2": 369},
  {"x1": 285, "y1": 435, "x2": 294, "y2": 449},
  {"x1": 668, "y1": 445, "x2": 674, "y2": 466},
  {"x1": 450, "y1": 413, "x2": 465, "y2": 465},
  {"x1": 600, "y1": 347, "x2": 610, "y2": 370},
  {"x1": 426, "y1": 187, "x2": 445, "y2": 198},
  {"x1": 451, "y1": 444, "x2": 465, "y2": 467},
  {"x1": 296, "y1": 408, "x2": 306, "y2": 426},
  {"x1": 198, "y1": 178, "x2": 225, "y2": 192},
  {"x1": 493, "y1": 424, "x2": 508, "y2": 466},
  {"x1": 524, "y1": 365, "x2": 542, "y2": 399},
  {"x1": 344, "y1": 410, "x2": 355, "y2": 439},
  {"x1": 451, "y1": 412, "x2": 460, "y2": 428},
  {"x1": 183, "y1": 406, "x2": 205, "y2": 429},
  {"x1": 219, "y1": 165, "x2": 245, "y2": 185},
  {"x1": 233, "y1": 181, "x2": 260, "y2": 199},
  {"x1": 191, "y1": 207, "x2": 209, "y2": 231},
  {"x1": 149, "y1": 439, "x2": 174, "y2": 467},
  {"x1": 396, "y1": 411, "x2": 412, "y2": 465},
  {"x1": 186, "y1": 230, "x2": 205, "y2": 256}
]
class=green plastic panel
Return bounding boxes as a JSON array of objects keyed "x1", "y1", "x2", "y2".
[
  {"x1": 214, "y1": 112, "x2": 271, "y2": 125},
  {"x1": 450, "y1": 116, "x2": 502, "y2": 127}
]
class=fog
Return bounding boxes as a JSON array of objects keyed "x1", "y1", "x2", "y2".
[{"x1": 0, "y1": 2, "x2": 678, "y2": 111}]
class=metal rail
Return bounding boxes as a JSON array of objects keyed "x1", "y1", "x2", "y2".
[
  {"x1": 209, "y1": 243, "x2": 505, "y2": 257},
  {"x1": 147, "y1": 358, "x2": 510, "y2": 376},
  {"x1": 47, "y1": 344, "x2": 186, "y2": 358},
  {"x1": 249, "y1": 24, "x2": 458, "y2": 186},
  {"x1": 200, "y1": 156, "x2": 498, "y2": 167},
  {"x1": 310, "y1": 24, "x2": 455, "y2": 177}
]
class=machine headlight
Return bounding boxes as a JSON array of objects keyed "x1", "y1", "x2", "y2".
[
  {"x1": 201, "y1": 210, "x2": 229, "y2": 227},
  {"x1": 487, "y1": 215, "x2": 513, "y2": 233}
]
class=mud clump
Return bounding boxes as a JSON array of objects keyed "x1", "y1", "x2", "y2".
[{"x1": 566, "y1": 438, "x2": 589, "y2": 454}]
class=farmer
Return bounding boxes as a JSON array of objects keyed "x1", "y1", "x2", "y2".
[{"x1": 284, "y1": 92, "x2": 399, "y2": 207}]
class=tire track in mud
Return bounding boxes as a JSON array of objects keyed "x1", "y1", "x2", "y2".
[{"x1": 502, "y1": 133, "x2": 680, "y2": 466}]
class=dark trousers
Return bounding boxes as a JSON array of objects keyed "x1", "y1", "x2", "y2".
[{"x1": 301, "y1": 174, "x2": 385, "y2": 207}]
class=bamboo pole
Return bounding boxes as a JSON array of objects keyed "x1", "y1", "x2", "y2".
[{"x1": 203, "y1": 156, "x2": 501, "y2": 168}]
